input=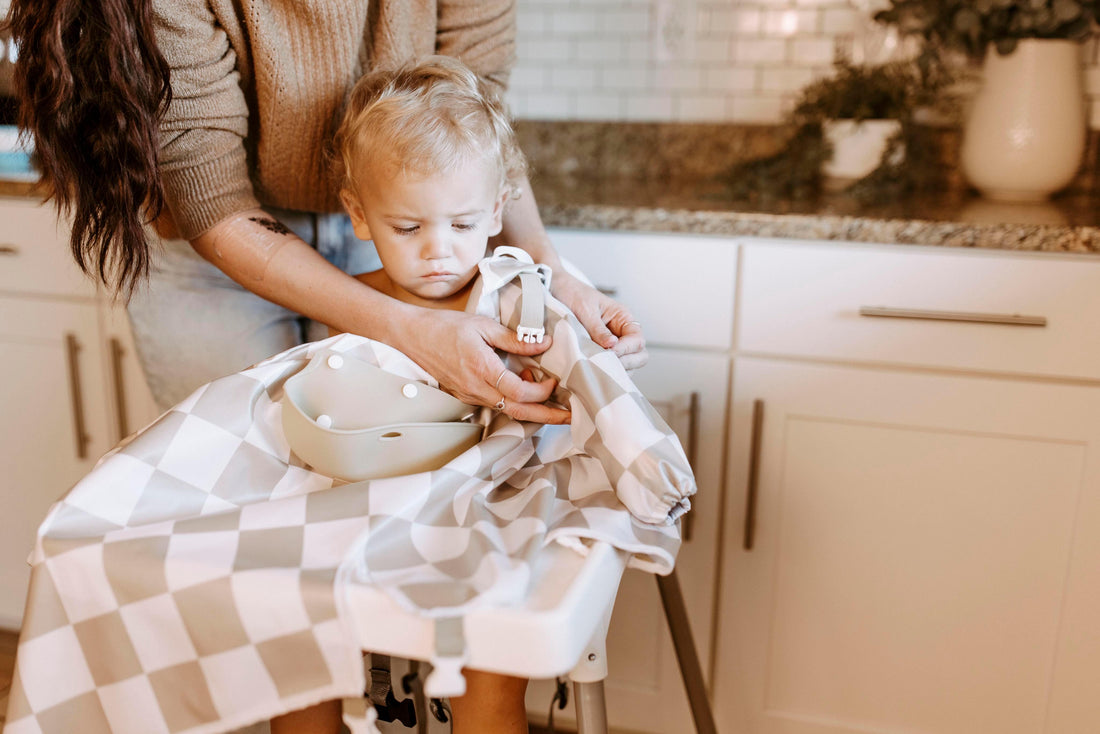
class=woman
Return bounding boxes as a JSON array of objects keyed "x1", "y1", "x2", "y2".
[
  {"x1": 6, "y1": 0, "x2": 646, "y2": 425},
  {"x1": 7, "y1": 1, "x2": 647, "y2": 731}
]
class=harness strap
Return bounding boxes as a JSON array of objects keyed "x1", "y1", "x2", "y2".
[{"x1": 517, "y1": 270, "x2": 546, "y2": 344}]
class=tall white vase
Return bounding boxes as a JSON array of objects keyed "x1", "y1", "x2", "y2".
[{"x1": 961, "y1": 39, "x2": 1086, "y2": 202}]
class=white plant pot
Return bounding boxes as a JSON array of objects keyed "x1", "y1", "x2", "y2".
[
  {"x1": 961, "y1": 39, "x2": 1085, "y2": 202},
  {"x1": 822, "y1": 119, "x2": 902, "y2": 186}
]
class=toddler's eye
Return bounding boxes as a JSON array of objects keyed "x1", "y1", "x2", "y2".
[
  {"x1": 453, "y1": 222, "x2": 476, "y2": 232},
  {"x1": 392, "y1": 225, "x2": 418, "y2": 235}
]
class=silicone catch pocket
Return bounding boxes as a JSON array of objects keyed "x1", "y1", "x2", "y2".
[{"x1": 281, "y1": 351, "x2": 481, "y2": 480}]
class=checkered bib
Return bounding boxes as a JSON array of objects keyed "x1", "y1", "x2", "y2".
[{"x1": 3, "y1": 250, "x2": 694, "y2": 734}]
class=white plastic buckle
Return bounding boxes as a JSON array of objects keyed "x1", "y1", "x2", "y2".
[{"x1": 517, "y1": 325, "x2": 545, "y2": 344}]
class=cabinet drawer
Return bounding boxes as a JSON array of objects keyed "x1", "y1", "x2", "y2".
[
  {"x1": 737, "y1": 240, "x2": 1100, "y2": 380},
  {"x1": 0, "y1": 197, "x2": 95, "y2": 297},
  {"x1": 549, "y1": 229, "x2": 737, "y2": 350}
]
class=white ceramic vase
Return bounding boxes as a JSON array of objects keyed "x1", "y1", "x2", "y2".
[
  {"x1": 822, "y1": 119, "x2": 902, "y2": 189},
  {"x1": 961, "y1": 39, "x2": 1085, "y2": 202}
]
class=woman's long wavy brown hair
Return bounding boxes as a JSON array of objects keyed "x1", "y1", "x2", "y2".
[{"x1": 6, "y1": 0, "x2": 171, "y2": 300}]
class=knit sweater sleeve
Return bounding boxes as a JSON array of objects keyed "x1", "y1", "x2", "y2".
[
  {"x1": 153, "y1": 0, "x2": 260, "y2": 240},
  {"x1": 436, "y1": 0, "x2": 517, "y2": 94}
]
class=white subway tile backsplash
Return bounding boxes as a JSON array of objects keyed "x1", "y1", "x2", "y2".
[
  {"x1": 695, "y1": 37, "x2": 736, "y2": 64},
  {"x1": 729, "y1": 94, "x2": 786, "y2": 122},
  {"x1": 625, "y1": 93, "x2": 676, "y2": 119},
  {"x1": 702, "y1": 66, "x2": 758, "y2": 93},
  {"x1": 511, "y1": 2, "x2": 1100, "y2": 127},
  {"x1": 510, "y1": 62, "x2": 549, "y2": 90},
  {"x1": 549, "y1": 10, "x2": 598, "y2": 36},
  {"x1": 759, "y1": 66, "x2": 816, "y2": 93},
  {"x1": 601, "y1": 64, "x2": 654, "y2": 91},
  {"x1": 791, "y1": 37, "x2": 838, "y2": 65},
  {"x1": 599, "y1": 8, "x2": 652, "y2": 36},
  {"x1": 762, "y1": 9, "x2": 819, "y2": 36},
  {"x1": 701, "y1": 6, "x2": 741, "y2": 35},
  {"x1": 575, "y1": 38, "x2": 628, "y2": 63},
  {"x1": 734, "y1": 38, "x2": 788, "y2": 65},
  {"x1": 520, "y1": 38, "x2": 574, "y2": 62},
  {"x1": 654, "y1": 66, "x2": 707, "y2": 91},
  {"x1": 550, "y1": 65, "x2": 600, "y2": 90},
  {"x1": 516, "y1": 10, "x2": 549, "y2": 36},
  {"x1": 733, "y1": 9, "x2": 764, "y2": 35},
  {"x1": 517, "y1": 90, "x2": 576, "y2": 120},
  {"x1": 821, "y1": 7, "x2": 860, "y2": 35},
  {"x1": 571, "y1": 92, "x2": 627, "y2": 120},
  {"x1": 677, "y1": 94, "x2": 730, "y2": 121}
]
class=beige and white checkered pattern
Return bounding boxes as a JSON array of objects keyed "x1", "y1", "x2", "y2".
[{"x1": 4, "y1": 250, "x2": 693, "y2": 734}]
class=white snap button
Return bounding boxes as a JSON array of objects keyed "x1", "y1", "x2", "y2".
[
  {"x1": 402, "y1": 383, "x2": 418, "y2": 398},
  {"x1": 327, "y1": 355, "x2": 344, "y2": 369},
  {"x1": 316, "y1": 414, "x2": 333, "y2": 429}
]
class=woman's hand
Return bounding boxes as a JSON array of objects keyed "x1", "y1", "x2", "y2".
[
  {"x1": 401, "y1": 307, "x2": 572, "y2": 424},
  {"x1": 551, "y1": 269, "x2": 648, "y2": 372}
]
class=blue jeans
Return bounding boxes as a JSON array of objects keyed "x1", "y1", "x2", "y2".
[{"x1": 127, "y1": 210, "x2": 381, "y2": 409}]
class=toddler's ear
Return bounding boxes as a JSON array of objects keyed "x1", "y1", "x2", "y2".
[
  {"x1": 488, "y1": 189, "x2": 508, "y2": 237},
  {"x1": 340, "y1": 190, "x2": 373, "y2": 241}
]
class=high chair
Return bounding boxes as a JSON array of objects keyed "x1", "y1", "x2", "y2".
[{"x1": 341, "y1": 540, "x2": 717, "y2": 734}]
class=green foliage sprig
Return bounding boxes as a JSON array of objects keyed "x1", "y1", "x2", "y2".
[
  {"x1": 875, "y1": 0, "x2": 1100, "y2": 58},
  {"x1": 791, "y1": 59, "x2": 925, "y2": 123}
]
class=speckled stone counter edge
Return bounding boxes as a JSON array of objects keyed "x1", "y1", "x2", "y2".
[{"x1": 537, "y1": 203, "x2": 1100, "y2": 255}]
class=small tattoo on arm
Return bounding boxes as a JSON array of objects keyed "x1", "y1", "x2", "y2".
[{"x1": 248, "y1": 216, "x2": 293, "y2": 236}]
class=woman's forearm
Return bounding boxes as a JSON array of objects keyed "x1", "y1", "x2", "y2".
[{"x1": 189, "y1": 208, "x2": 413, "y2": 343}]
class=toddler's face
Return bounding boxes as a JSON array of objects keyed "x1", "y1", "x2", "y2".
[{"x1": 342, "y1": 155, "x2": 506, "y2": 308}]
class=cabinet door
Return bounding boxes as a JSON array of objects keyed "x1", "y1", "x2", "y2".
[
  {"x1": 527, "y1": 347, "x2": 729, "y2": 734},
  {"x1": 715, "y1": 357, "x2": 1100, "y2": 734},
  {"x1": 0, "y1": 297, "x2": 112, "y2": 629},
  {"x1": 99, "y1": 303, "x2": 162, "y2": 441}
]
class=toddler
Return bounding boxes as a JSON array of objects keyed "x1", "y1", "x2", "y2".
[{"x1": 281, "y1": 55, "x2": 556, "y2": 734}]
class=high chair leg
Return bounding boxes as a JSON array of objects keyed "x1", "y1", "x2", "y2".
[
  {"x1": 573, "y1": 680, "x2": 608, "y2": 734},
  {"x1": 657, "y1": 570, "x2": 717, "y2": 734}
]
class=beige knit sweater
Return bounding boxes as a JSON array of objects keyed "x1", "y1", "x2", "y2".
[{"x1": 152, "y1": 0, "x2": 516, "y2": 240}]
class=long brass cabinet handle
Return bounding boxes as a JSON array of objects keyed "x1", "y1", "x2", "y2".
[
  {"x1": 109, "y1": 337, "x2": 130, "y2": 440},
  {"x1": 0, "y1": 244, "x2": 19, "y2": 255},
  {"x1": 743, "y1": 399, "x2": 764, "y2": 551},
  {"x1": 682, "y1": 391, "x2": 700, "y2": 542},
  {"x1": 65, "y1": 332, "x2": 91, "y2": 460},
  {"x1": 859, "y1": 306, "x2": 1046, "y2": 327}
]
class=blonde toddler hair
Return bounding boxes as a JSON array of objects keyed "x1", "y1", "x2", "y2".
[{"x1": 335, "y1": 55, "x2": 527, "y2": 199}]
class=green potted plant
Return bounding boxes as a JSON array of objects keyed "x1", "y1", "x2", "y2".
[
  {"x1": 723, "y1": 58, "x2": 948, "y2": 202},
  {"x1": 794, "y1": 60, "x2": 920, "y2": 187},
  {"x1": 875, "y1": 0, "x2": 1100, "y2": 200}
]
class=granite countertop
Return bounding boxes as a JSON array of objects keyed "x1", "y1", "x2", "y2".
[
  {"x1": 530, "y1": 173, "x2": 1100, "y2": 255},
  {"x1": 8, "y1": 168, "x2": 1100, "y2": 255}
]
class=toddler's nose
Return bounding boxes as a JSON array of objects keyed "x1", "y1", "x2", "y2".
[{"x1": 421, "y1": 228, "x2": 452, "y2": 260}]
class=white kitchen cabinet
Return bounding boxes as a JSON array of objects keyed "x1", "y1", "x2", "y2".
[
  {"x1": 524, "y1": 230, "x2": 734, "y2": 734},
  {"x1": 715, "y1": 239, "x2": 1100, "y2": 734},
  {"x1": 0, "y1": 297, "x2": 114, "y2": 627},
  {"x1": 0, "y1": 196, "x2": 160, "y2": 628}
]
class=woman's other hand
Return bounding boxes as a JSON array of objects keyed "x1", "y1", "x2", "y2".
[{"x1": 551, "y1": 269, "x2": 648, "y2": 372}]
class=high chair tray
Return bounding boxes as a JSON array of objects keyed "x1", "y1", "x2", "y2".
[{"x1": 341, "y1": 541, "x2": 628, "y2": 679}]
